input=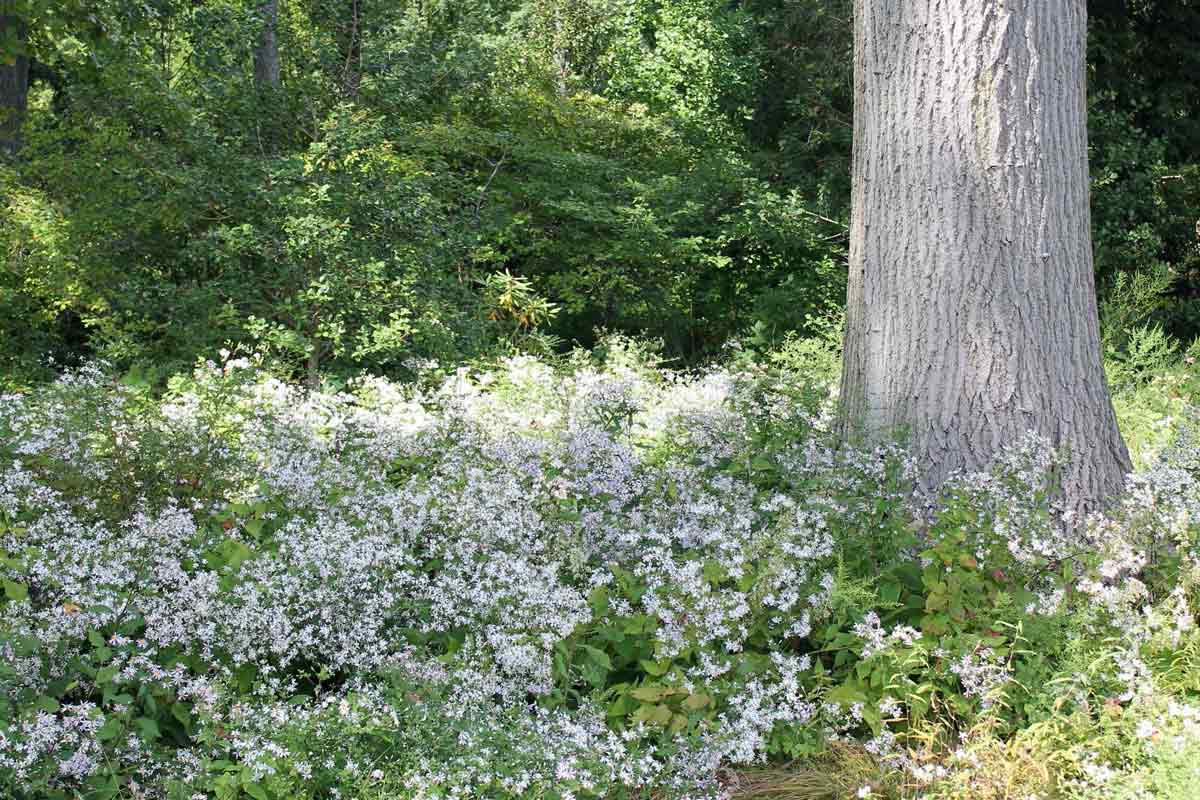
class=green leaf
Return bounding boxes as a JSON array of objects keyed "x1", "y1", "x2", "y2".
[
  {"x1": 629, "y1": 685, "x2": 670, "y2": 702},
  {"x1": 134, "y1": 717, "x2": 160, "y2": 741},
  {"x1": 243, "y1": 781, "x2": 269, "y2": 800},
  {"x1": 3, "y1": 579, "x2": 27, "y2": 602},
  {"x1": 171, "y1": 702, "x2": 193, "y2": 724},
  {"x1": 701, "y1": 560, "x2": 728, "y2": 584},
  {"x1": 581, "y1": 645, "x2": 612, "y2": 671},
  {"x1": 84, "y1": 773, "x2": 120, "y2": 799},
  {"x1": 96, "y1": 718, "x2": 123, "y2": 741},
  {"x1": 33, "y1": 695, "x2": 60, "y2": 713},
  {"x1": 825, "y1": 679, "x2": 868, "y2": 707},
  {"x1": 638, "y1": 658, "x2": 671, "y2": 677},
  {"x1": 607, "y1": 694, "x2": 632, "y2": 717},
  {"x1": 621, "y1": 614, "x2": 656, "y2": 635},
  {"x1": 879, "y1": 582, "x2": 901, "y2": 605},
  {"x1": 588, "y1": 585, "x2": 609, "y2": 616},
  {"x1": 923, "y1": 615, "x2": 949, "y2": 636},
  {"x1": 862, "y1": 701, "x2": 883, "y2": 735},
  {"x1": 631, "y1": 703, "x2": 672, "y2": 726},
  {"x1": 236, "y1": 663, "x2": 259, "y2": 693}
]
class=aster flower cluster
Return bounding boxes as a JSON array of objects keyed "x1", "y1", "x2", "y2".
[
  {"x1": 3, "y1": 348, "x2": 1200, "y2": 798},
  {"x1": 0, "y1": 352, "x2": 862, "y2": 797}
]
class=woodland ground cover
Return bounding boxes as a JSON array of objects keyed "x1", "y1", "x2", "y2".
[{"x1": 3, "y1": 330, "x2": 1200, "y2": 799}]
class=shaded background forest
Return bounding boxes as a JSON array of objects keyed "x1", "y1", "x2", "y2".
[{"x1": 2, "y1": 0, "x2": 1198, "y2": 385}]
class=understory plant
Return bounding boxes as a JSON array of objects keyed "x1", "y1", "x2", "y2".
[{"x1": 2, "y1": 340, "x2": 1200, "y2": 799}]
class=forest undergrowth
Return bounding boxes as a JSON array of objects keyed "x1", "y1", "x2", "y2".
[{"x1": 3, "y1": 329, "x2": 1200, "y2": 800}]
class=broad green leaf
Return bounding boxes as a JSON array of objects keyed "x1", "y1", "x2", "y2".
[
  {"x1": 638, "y1": 658, "x2": 671, "y2": 677},
  {"x1": 135, "y1": 717, "x2": 160, "y2": 741},
  {"x1": 3, "y1": 579, "x2": 27, "y2": 602}
]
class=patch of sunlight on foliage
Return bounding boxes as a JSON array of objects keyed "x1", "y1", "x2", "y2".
[
  {"x1": 1107, "y1": 325, "x2": 1200, "y2": 469},
  {"x1": 5, "y1": 334, "x2": 1200, "y2": 798}
]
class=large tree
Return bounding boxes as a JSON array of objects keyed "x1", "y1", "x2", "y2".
[{"x1": 839, "y1": 1, "x2": 1131, "y2": 515}]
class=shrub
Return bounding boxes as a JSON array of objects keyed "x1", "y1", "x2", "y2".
[{"x1": 3, "y1": 343, "x2": 1200, "y2": 798}]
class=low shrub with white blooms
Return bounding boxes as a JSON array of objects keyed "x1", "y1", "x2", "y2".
[{"x1": 3, "y1": 340, "x2": 1200, "y2": 799}]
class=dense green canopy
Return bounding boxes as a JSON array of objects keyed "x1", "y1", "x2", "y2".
[{"x1": 1, "y1": 0, "x2": 1197, "y2": 384}]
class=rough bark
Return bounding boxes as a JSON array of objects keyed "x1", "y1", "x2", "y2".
[
  {"x1": 253, "y1": 0, "x2": 281, "y2": 87},
  {"x1": 0, "y1": 10, "x2": 29, "y2": 157},
  {"x1": 839, "y1": 0, "x2": 1131, "y2": 516}
]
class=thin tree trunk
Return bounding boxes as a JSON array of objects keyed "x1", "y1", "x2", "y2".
[
  {"x1": 0, "y1": 9, "x2": 29, "y2": 157},
  {"x1": 839, "y1": 1, "x2": 1130, "y2": 516},
  {"x1": 253, "y1": 0, "x2": 281, "y2": 87},
  {"x1": 338, "y1": 0, "x2": 361, "y2": 98}
]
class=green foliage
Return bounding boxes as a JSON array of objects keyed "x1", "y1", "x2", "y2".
[
  {"x1": 5, "y1": 0, "x2": 1196, "y2": 380},
  {"x1": 4, "y1": 340, "x2": 1200, "y2": 796},
  {"x1": 1, "y1": 0, "x2": 853, "y2": 379}
]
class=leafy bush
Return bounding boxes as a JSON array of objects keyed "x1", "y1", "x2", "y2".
[{"x1": 4, "y1": 341, "x2": 1200, "y2": 798}]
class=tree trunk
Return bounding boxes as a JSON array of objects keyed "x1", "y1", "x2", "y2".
[
  {"x1": 839, "y1": 1, "x2": 1131, "y2": 516},
  {"x1": 337, "y1": 0, "x2": 361, "y2": 98},
  {"x1": 253, "y1": 0, "x2": 281, "y2": 87},
  {"x1": 0, "y1": 10, "x2": 29, "y2": 157}
]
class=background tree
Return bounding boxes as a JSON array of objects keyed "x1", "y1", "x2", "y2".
[
  {"x1": 839, "y1": 1, "x2": 1132, "y2": 513},
  {"x1": 0, "y1": 0, "x2": 1196, "y2": 387},
  {"x1": 0, "y1": 4, "x2": 28, "y2": 156},
  {"x1": 253, "y1": 0, "x2": 281, "y2": 87}
]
